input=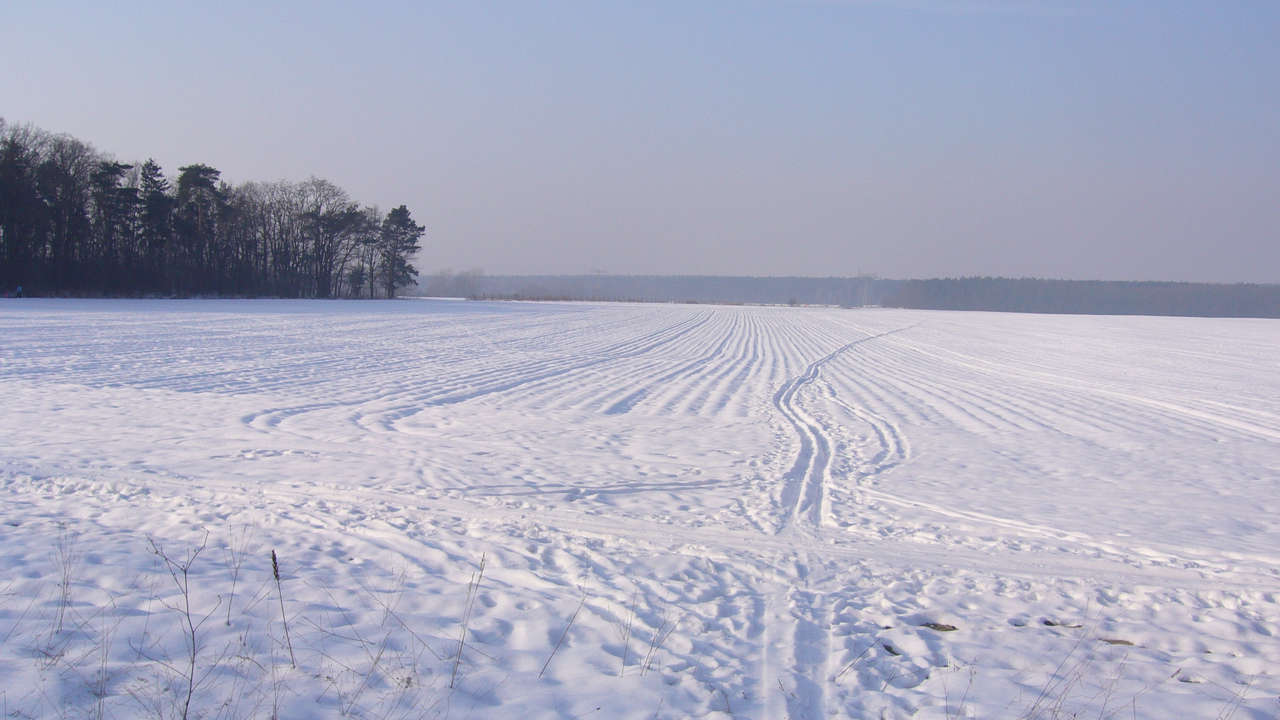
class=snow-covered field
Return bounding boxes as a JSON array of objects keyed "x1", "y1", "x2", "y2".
[{"x1": 1, "y1": 298, "x2": 1277, "y2": 719}]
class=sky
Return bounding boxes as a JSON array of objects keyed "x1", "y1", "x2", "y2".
[{"x1": 3, "y1": 1, "x2": 1278, "y2": 282}]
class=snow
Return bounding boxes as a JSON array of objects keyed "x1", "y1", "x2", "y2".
[{"x1": 1, "y1": 298, "x2": 1277, "y2": 719}]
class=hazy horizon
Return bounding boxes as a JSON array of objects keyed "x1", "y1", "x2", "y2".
[
  {"x1": 5, "y1": 1, "x2": 1277, "y2": 283},
  {"x1": 432, "y1": 270, "x2": 1279, "y2": 285}
]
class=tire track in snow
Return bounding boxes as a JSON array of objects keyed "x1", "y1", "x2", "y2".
[
  {"x1": 822, "y1": 382, "x2": 912, "y2": 483},
  {"x1": 765, "y1": 324, "x2": 916, "y2": 720},
  {"x1": 815, "y1": 336, "x2": 1249, "y2": 571},
  {"x1": 762, "y1": 567, "x2": 834, "y2": 720},
  {"x1": 242, "y1": 311, "x2": 712, "y2": 436},
  {"x1": 890, "y1": 335, "x2": 1280, "y2": 442},
  {"x1": 373, "y1": 312, "x2": 714, "y2": 424},
  {"x1": 603, "y1": 315, "x2": 739, "y2": 415},
  {"x1": 775, "y1": 325, "x2": 917, "y2": 531}
]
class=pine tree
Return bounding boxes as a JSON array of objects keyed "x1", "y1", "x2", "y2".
[
  {"x1": 174, "y1": 164, "x2": 224, "y2": 293},
  {"x1": 378, "y1": 205, "x2": 423, "y2": 298},
  {"x1": 138, "y1": 159, "x2": 173, "y2": 292},
  {"x1": 89, "y1": 160, "x2": 138, "y2": 292}
]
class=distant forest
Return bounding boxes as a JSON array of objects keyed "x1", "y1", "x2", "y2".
[
  {"x1": 418, "y1": 273, "x2": 1280, "y2": 319},
  {"x1": 0, "y1": 119, "x2": 423, "y2": 298}
]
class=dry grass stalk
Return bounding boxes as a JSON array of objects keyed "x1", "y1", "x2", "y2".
[
  {"x1": 271, "y1": 549, "x2": 296, "y2": 668},
  {"x1": 618, "y1": 590, "x2": 638, "y2": 678},
  {"x1": 450, "y1": 552, "x2": 486, "y2": 690},
  {"x1": 539, "y1": 589, "x2": 587, "y2": 679}
]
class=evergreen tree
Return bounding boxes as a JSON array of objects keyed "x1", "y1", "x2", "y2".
[
  {"x1": 138, "y1": 159, "x2": 173, "y2": 292},
  {"x1": 89, "y1": 160, "x2": 138, "y2": 292},
  {"x1": 378, "y1": 205, "x2": 423, "y2": 298},
  {"x1": 174, "y1": 164, "x2": 224, "y2": 293}
]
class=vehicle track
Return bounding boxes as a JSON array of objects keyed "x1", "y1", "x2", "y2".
[
  {"x1": 774, "y1": 326, "x2": 918, "y2": 531},
  {"x1": 762, "y1": 324, "x2": 918, "y2": 716}
]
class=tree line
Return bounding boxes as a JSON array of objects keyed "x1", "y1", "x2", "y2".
[
  {"x1": 424, "y1": 273, "x2": 877, "y2": 306},
  {"x1": 420, "y1": 273, "x2": 1280, "y2": 318},
  {"x1": 878, "y1": 277, "x2": 1280, "y2": 318},
  {"x1": 0, "y1": 118, "x2": 423, "y2": 298}
]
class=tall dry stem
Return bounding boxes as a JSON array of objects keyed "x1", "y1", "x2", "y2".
[
  {"x1": 271, "y1": 549, "x2": 296, "y2": 668},
  {"x1": 450, "y1": 553, "x2": 486, "y2": 690},
  {"x1": 617, "y1": 590, "x2": 638, "y2": 678},
  {"x1": 54, "y1": 526, "x2": 79, "y2": 635},
  {"x1": 149, "y1": 532, "x2": 219, "y2": 720},
  {"x1": 223, "y1": 525, "x2": 252, "y2": 627},
  {"x1": 539, "y1": 589, "x2": 587, "y2": 679}
]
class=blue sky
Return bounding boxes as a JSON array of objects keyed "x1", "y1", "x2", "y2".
[{"x1": 4, "y1": 1, "x2": 1278, "y2": 281}]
